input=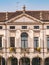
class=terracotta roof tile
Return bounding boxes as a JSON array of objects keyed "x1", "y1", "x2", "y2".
[
  {"x1": 8, "y1": 11, "x2": 23, "y2": 20},
  {"x1": 0, "y1": 11, "x2": 49, "y2": 22},
  {"x1": 0, "y1": 13, "x2": 6, "y2": 22},
  {"x1": 42, "y1": 11, "x2": 49, "y2": 20},
  {"x1": 25, "y1": 11, "x2": 40, "y2": 19}
]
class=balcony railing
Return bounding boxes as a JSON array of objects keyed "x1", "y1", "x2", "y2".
[
  {"x1": 21, "y1": 48, "x2": 29, "y2": 53},
  {"x1": 9, "y1": 47, "x2": 16, "y2": 53},
  {"x1": 0, "y1": 47, "x2": 48, "y2": 54},
  {"x1": 34, "y1": 47, "x2": 41, "y2": 53}
]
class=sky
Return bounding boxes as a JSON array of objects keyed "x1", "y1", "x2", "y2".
[{"x1": 0, "y1": 0, "x2": 49, "y2": 12}]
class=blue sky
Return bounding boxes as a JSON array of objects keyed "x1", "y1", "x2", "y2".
[{"x1": 0, "y1": 0, "x2": 49, "y2": 12}]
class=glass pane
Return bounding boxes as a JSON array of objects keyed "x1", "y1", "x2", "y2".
[
  {"x1": 10, "y1": 26, "x2": 15, "y2": 29},
  {"x1": 45, "y1": 59, "x2": 49, "y2": 65},
  {"x1": 47, "y1": 26, "x2": 49, "y2": 29},
  {"x1": 21, "y1": 32, "x2": 28, "y2": 49},
  {"x1": 47, "y1": 37, "x2": 49, "y2": 49},
  {"x1": 32, "y1": 58, "x2": 40, "y2": 65},
  {"x1": 22, "y1": 37, "x2": 27, "y2": 40},
  {"x1": 21, "y1": 41, "x2": 25, "y2": 48},
  {"x1": 25, "y1": 41, "x2": 28, "y2": 48},
  {"x1": 0, "y1": 37, "x2": 2, "y2": 47},
  {"x1": 47, "y1": 41, "x2": 49, "y2": 48},
  {"x1": 34, "y1": 37, "x2": 38, "y2": 48},
  {"x1": 20, "y1": 58, "x2": 30, "y2": 65},
  {"x1": 34, "y1": 37, "x2": 38, "y2": 40},
  {"x1": 0, "y1": 26, "x2": 2, "y2": 29},
  {"x1": 21, "y1": 32, "x2": 28, "y2": 37},
  {"x1": 10, "y1": 37, "x2": 15, "y2": 47},
  {"x1": 34, "y1": 41, "x2": 37, "y2": 48},
  {"x1": 34, "y1": 26, "x2": 39, "y2": 29},
  {"x1": 22, "y1": 26, "x2": 27, "y2": 29},
  {"x1": 2, "y1": 58, "x2": 5, "y2": 65}
]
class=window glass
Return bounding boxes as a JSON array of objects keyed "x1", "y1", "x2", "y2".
[
  {"x1": 34, "y1": 37, "x2": 38, "y2": 48},
  {"x1": 47, "y1": 26, "x2": 49, "y2": 29},
  {"x1": 0, "y1": 37, "x2": 2, "y2": 48},
  {"x1": 34, "y1": 26, "x2": 39, "y2": 29},
  {"x1": 21, "y1": 32, "x2": 28, "y2": 49},
  {"x1": 10, "y1": 37, "x2": 15, "y2": 47},
  {"x1": 0, "y1": 26, "x2": 2, "y2": 29},
  {"x1": 22, "y1": 26, "x2": 27, "y2": 29},
  {"x1": 10, "y1": 26, "x2": 15, "y2": 29},
  {"x1": 47, "y1": 37, "x2": 49, "y2": 49}
]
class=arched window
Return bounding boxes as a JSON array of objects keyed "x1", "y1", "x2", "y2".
[
  {"x1": 21, "y1": 32, "x2": 28, "y2": 49},
  {"x1": 32, "y1": 57, "x2": 41, "y2": 65},
  {"x1": 7, "y1": 57, "x2": 18, "y2": 65},
  {"x1": 45, "y1": 58, "x2": 49, "y2": 65},
  {"x1": 19, "y1": 57, "x2": 30, "y2": 65},
  {"x1": 0, "y1": 57, "x2": 5, "y2": 65},
  {"x1": 11, "y1": 58, "x2": 18, "y2": 65}
]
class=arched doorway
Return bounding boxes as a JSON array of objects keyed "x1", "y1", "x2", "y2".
[
  {"x1": 45, "y1": 58, "x2": 49, "y2": 65},
  {"x1": 0, "y1": 57, "x2": 5, "y2": 65},
  {"x1": 32, "y1": 57, "x2": 41, "y2": 65},
  {"x1": 19, "y1": 57, "x2": 30, "y2": 65},
  {"x1": 7, "y1": 57, "x2": 18, "y2": 65},
  {"x1": 21, "y1": 32, "x2": 28, "y2": 49}
]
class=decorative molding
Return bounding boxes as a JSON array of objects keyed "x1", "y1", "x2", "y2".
[
  {"x1": 29, "y1": 30, "x2": 33, "y2": 38},
  {"x1": 6, "y1": 12, "x2": 8, "y2": 21},
  {"x1": 16, "y1": 30, "x2": 21, "y2": 39},
  {"x1": 40, "y1": 12, "x2": 42, "y2": 20}
]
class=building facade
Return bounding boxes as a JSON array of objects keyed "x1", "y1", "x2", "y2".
[{"x1": 0, "y1": 7, "x2": 49, "y2": 65}]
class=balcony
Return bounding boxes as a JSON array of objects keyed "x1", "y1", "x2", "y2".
[
  {"x1": 0, "y1": 47, "x2": 46, "y2": 54},
  {"x1": 34, "y1": 47, "x2": 41, "y2": 53},
  {"x1": 21, "y1": 48, "x2": 29, "y2": 53},
  {"x1": 9, "y1": 47, "x2": 16, "y2": 53}
]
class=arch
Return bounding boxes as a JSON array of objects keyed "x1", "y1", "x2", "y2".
[
  {"x1": 32, "y1": 57, "x2": 42, "y2": 65},
  {"x1": 0, "y1": 57, "x2": 5, "y2": 65},
  {"x1": 19, "y1": 57, "x2": 30, "y2": 65},
  {"x1": 44, "y1": 57, "x2": 49, "y2": 65},
  {"x1": 21, "y1": 32, "x2": 28, "y2": 49},
  {"x1": 21, "y1": 32, "x2": 28, "y2": 37},
  {"x1": 7, "y1": 57, "x2": 18, "y2": 65}
]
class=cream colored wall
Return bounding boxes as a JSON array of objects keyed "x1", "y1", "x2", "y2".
[
  {"x1": 1, "y1": 24, "x2": 43, "y2": 59},
  {"x1": 14, "y1": 16, "x2": 35, "y2": 22},
  {"x1": 0, "y1": 20, "x2": 49, "y2": 60},
  {"x1": 0, "y1": 24, "x2": 45, "y2": 59},
  {"x1": 44, "y1": 24, "x2": 49, "y2": 58}
]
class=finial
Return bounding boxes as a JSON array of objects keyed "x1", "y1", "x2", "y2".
[
  {"x1": 40, "y1": 11, "x2": 42, "y2": 20},
  {"x1": 6, "y1": 12, "x2": 8, "y2": 21},
  {"x1": 23, "y1": 5, "x2": 26, "y2": 11}
]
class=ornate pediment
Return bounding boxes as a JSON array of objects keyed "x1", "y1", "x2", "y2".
[
  {"x1": 7, "y1": 13, "x2": 43, "y2": 24},
  {"x1": 14, "y1": 16, "x2": 34, "y2": 22}
]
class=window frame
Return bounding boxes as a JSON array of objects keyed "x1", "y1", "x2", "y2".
[
  {"x1": 21, "y1": 32, "x2": 28, "y2": 49},
  {"x1": 34, "y1": 37, "x2": 39, "y2": 49},
  {"x1": 0, "y1": 37, "x2": 2, "y2": 48},
  {"x1": 10, "y1": 37, "x2": 15, "y2": 47},
  {"x1": 10, "y1": 26, "x2": 15, "y2": 29},
  {"x1": 34, "y1": 26, "x2": 39, "y2": 29},
  {"x1": 47, "y1": 37, "x2": 49, "y2": 50},
  {"x1": 22, "y1": 26, "x2": 27, "y2": 29},
  {"x1": 0, "y1": 26, "x2": 2, "y2": 29},
  {"x1": 47, "y1": 26, "x2": 49, "y2": 29}
]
